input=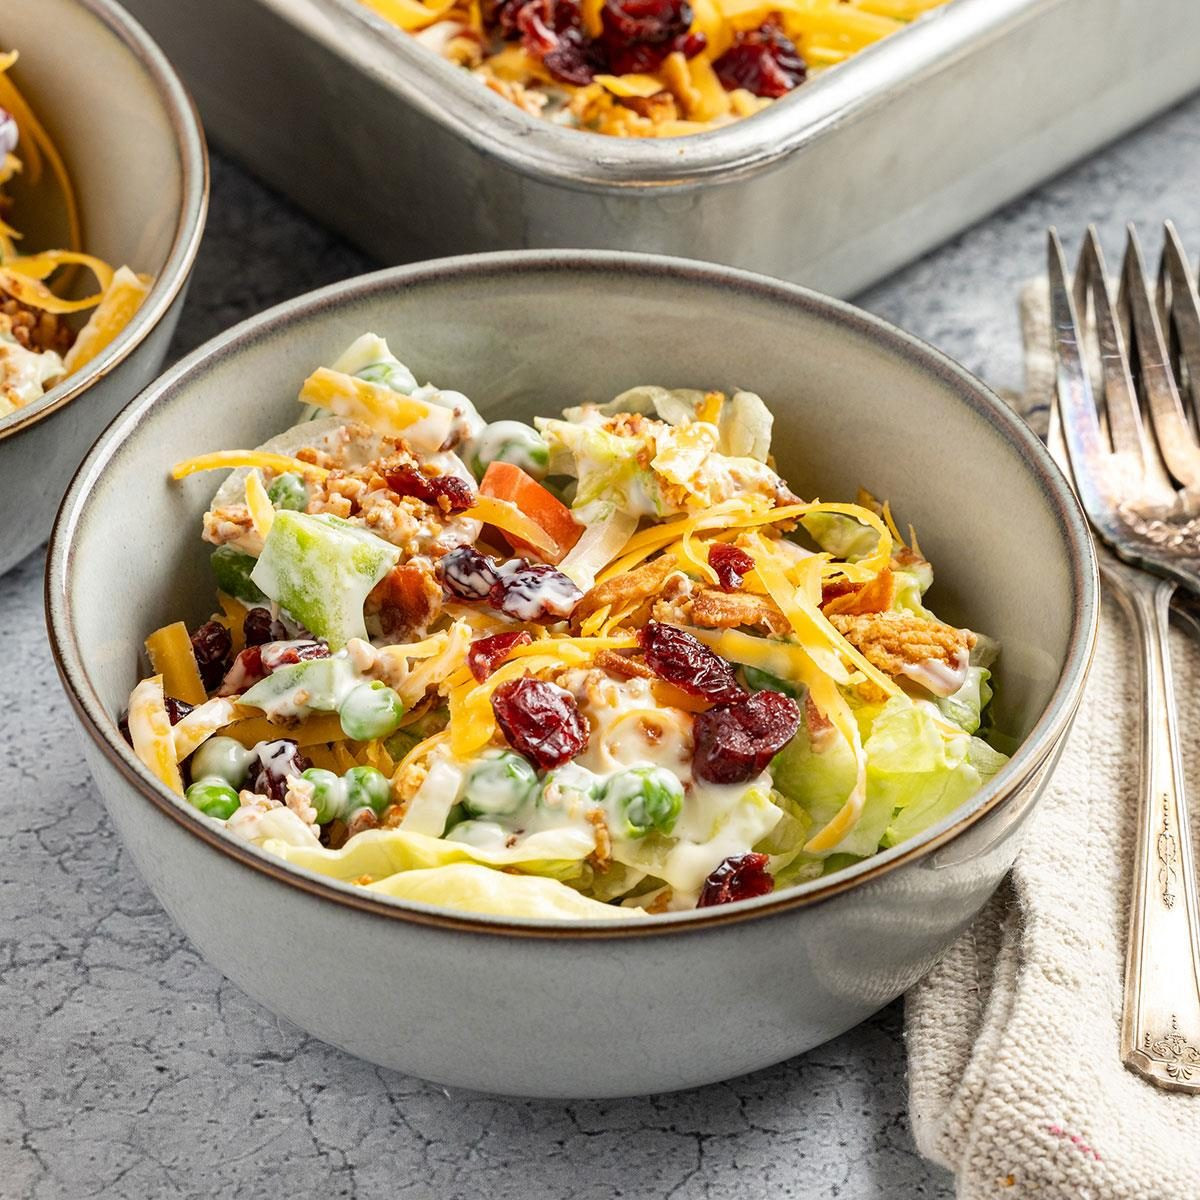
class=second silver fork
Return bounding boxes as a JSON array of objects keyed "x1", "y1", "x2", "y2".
[{"x1": 1049, "y1": 222, "x2": 1200, "y2": 1093}]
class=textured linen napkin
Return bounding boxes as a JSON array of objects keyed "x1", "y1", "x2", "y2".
[{"x1": 904, "y1": 281, "x2": 1200, "y2": 1198}]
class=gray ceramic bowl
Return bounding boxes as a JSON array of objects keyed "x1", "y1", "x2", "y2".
[
  {"x1": 47, "y1": 253, "x2": 1098, "y2": 1098},
  {"x1": 0, "y1": 0, "x2": 207, "y2": 575}
]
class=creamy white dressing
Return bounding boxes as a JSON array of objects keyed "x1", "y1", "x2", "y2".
[
  {"x1": 410, "y1": 383, "x2": 485, "y2": 445},
  {"x1": 431, "y1": 670, "x2": 786, "y2": 904},
  {"x1": 493, "y1": 559, "x2": 581, "y2": 620},
  {"x1": 226, "y1": 798, "x2": 321, "y2": 848},
  {"x1": 400, "y1": 758, "x2": 465, "y2": 836},
  {"x1": 0, "y1": 332, "x2": 64, "y2": 415},
  {"x1": 899, "y1": 648, "x2": 970, "y2": 698},
  {"x1": 239, "y1": 653, "x2": 361, "y2": 720}
]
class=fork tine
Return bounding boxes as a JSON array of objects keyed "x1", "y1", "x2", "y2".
[
  {"x1": 1160, "y1": 221, "x2": 1200, "y2": 437},
  {"x1": 1120, "y1": 224, "x2": 1200, "y2": 489},
  {"x1": 1077, "y1": 226, "x2": 1149, "y2": 463},
  {"x1": 1047, "y1": 229, "x2": 1109, "y2": 515}
]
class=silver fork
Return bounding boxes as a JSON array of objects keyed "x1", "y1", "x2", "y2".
[{"x1": 1048, "y1": 222, "x2": 1200, "y2": 1093}]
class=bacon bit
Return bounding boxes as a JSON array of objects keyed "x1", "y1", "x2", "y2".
[
  {"x1": 368, "y1": 561, "x2": 443, "y2": 639},
  {"x1": 381, "y1": 803, "x2": 408, "y2": 829},
  {"x1": 594, "y1": 648, "x2": 656, "y2": 680},
  {"x1": 352, "y1": 874, "x2": 375, "y2": 886},
  {"x1": 586, "y1": 808, "x2": 612, "y2": 871},
  {"x1": 216, "y1": 645, "x2": 265, "y2": 696},
  {"x1": 820, "y1": 576, "x2": 860, "y2": 606},
  {"x1": 468, "y1": 630, "x2": 534, "y2": 682},
  {"x1": 646, "y1": 887, "x2": 674, "y2": 914},
  {"x1": 687, "y1": 588, "x2": 789, "y2": 636},
  {"x1": 803, "y1": 693, "x2": 840, "y2": 752},
  {"x1": 822, "y1": 567, "x2": 895, "y2": 616},
  {"x1": 575, "y1": 554, "x2": 679, "y2": 624}
]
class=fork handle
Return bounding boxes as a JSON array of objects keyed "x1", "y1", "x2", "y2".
[{"x1": 1113, "y1": 570, "x2": 1200, "y2": 1092}]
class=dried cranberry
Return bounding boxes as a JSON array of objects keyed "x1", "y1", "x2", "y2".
[
  {"x1": 604, "y1": 39, "x2": 667, "y2": 74},
  {"x1": 601, "y1": 0, "x2": 691, "y2": 46},
  {"x1": 696, "y1": 853, "x2": 775, "y2": 907},
  {"x1": 243, "y1": 607, "x2": 288, "y2": 646},
  {"x1": 492, "y1": 0, "x2": 526, "y2": 37},
  {"x1": 491, "y1": 677, "x2": 589, "y2": 769},
  {"x1": 604, "y1": 25, "x2": 702, "y2": 73},
  {"x1": 164, "y1": 697, "x2": 194, "y2": 725},
  {"x1": 385, "y1": 464, "x2": 475, "y2": 514},
  {"x1": 637, "y1": 621, "x2": 745, "y2": 704},
  {"x1": 259, "y1": 639, "x2": 331, "y2": 671},
  {"x1": 708, "y1": 543, "x2": 754, "y2": 592},
  {"x1": 692, "y1": 690, "x2": 801, "y2": 784},
  {"x1": 513, "y1": 0, "x2": 603, "y2": 83},
  {"x1": 490, "y1": 562, "x2": 582, "y2": 622},
  {"x1": 118, "y1": 699, "x2": 190, "y2": 744},
  {"x1": 713, "y1": 20, "x2": 807, "y2": 99},
  {"x1": 215, "y1": 639, "x2": 326, "y2": 696},
  {"x1": 217, "y1": 646, "x2": 265, "y2": 696},
  {"x1": 517, "y1": 0, "x2": 561, "y2": 52},
  {"x1": 438, "y1": 546, "x2": 501, "y2": 601},
  {"x1": 468, "y1": 631, "x2": 534, "y2": 682},
  {"x1": 245, "y1": 739, "x2": 312, "y2": 803},
  {"x1": 543, "y1": 27, "x2": 603, "y2": 84},
  {"x1": 190, "y1": 620, "x2": 232, "y2": 692}
]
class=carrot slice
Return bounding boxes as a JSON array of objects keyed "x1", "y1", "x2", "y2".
[{"x1": 479, "y1": 462, "x2": 582, "y2": 563}]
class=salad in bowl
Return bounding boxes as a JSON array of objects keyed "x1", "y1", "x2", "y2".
[
  {"x1": 125, "y1": 333, "x2": 1008, "y2": 921},
  {"x1": 0, "y1": 48, "x2": 152, "y2": 419}
]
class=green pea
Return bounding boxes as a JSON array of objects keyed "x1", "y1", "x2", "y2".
[
  {"x1": 267, "y1": 472, "x2": 308, "y2": 512},
  {"x1": 338, "y1": 681, "x2": 406, "y2": 741},
  {"x1": 302, "y1": 767, "x2": 347, "y2": 824},
  {"x1": 445, "y1": 818, "x2": 507, "y2": 847},
  {"x1": 344, "y1": 765, "x2": 391, "y2": 815},
  {"x1": 186, "y1": 778, "x2": 240, "y2": 820},
  {"x1": 356, "y1": 360, "x2": 416, "y2": 393},
  {"x1": 191, "y1": 736, "x2": 255, "y2": 789},
  {"x1": 604, "y1": 767, "x2": 683, "y2": 839},
  {"x1": 470, "y1": 421, "x2": 550, "y2": 482},
  {"x1": 462, "y1": 752, "x2": 538, "y2": 817},
  {"x1": 211, "y1": 545, "x2": 267, "y2": 604}
]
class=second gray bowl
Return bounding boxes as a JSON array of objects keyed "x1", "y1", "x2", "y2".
[{"x1": 47, "y1": 252, "x2": 1097, "y2": 1097}]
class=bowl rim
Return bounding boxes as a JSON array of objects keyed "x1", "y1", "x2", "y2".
[
  {"x1": 46, "y1": 249, "x2": 1100, "y2": 940},
  {"x1": 0, "y1": 0, "x2": 209, "y2": 442}
]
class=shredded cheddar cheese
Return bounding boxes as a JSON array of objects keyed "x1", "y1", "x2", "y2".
[
  {"x1": 127, "y1": 676, "x2": 184, "y2": 794},
  {"x1": 170, "y1": 450, "x2": 331, "y2": 482},
  {"x1": 144, "y1": 621, "x2": 207, "y2": 707},
  {"x1": 299, "y1": 367, "x2": 454, "y2": 451},
  {"x1": 244, "y1": 470, "x2": 276, "y2": 539}
]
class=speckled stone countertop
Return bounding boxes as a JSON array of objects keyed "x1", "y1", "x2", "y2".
[{"x1": 5, "y1": 94, "x2": 1200, "y2": 1198}]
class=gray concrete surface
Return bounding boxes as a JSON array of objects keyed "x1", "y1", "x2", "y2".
[{"x1": 5, "y1": 89, "x2": 1200, "y2": 1198}]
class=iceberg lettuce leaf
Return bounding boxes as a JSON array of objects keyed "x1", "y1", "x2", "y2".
[{"x1": 367, "y1": 863, "x2": 643, "y2": 919}]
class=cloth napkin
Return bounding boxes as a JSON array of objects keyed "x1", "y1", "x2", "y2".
[{"x1": 904, "y1": 281, "x2": 1200, "y2": 1198}]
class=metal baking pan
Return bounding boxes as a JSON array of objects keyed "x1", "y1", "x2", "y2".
[{"x1": 124, "y1": 0, "x2": 1200, "y2": 296}]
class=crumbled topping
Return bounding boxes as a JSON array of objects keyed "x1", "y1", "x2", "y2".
[
  {"x1": 828, "y1": 610, "x2": 976, "y2": 676},
  {"x1": 283, "y1": 774, "x2": 319, "y2": 833}
]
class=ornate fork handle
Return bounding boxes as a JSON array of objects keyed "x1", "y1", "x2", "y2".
[{"x1": 1107, "y1": 561, "x2": 1200, "y2": 1091}]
